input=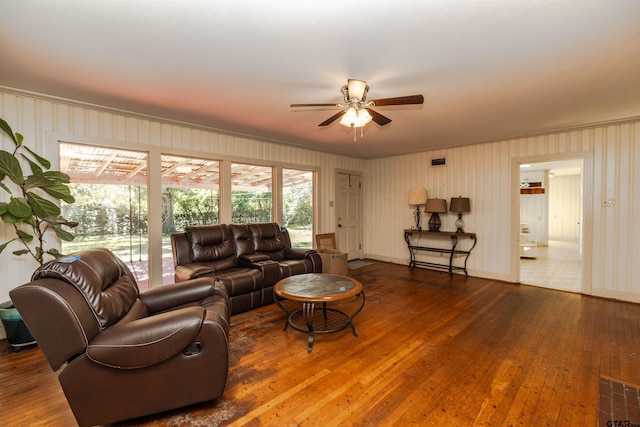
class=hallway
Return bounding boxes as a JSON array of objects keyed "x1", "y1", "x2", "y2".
[{"x1": 520, "y1": 239, "x2": 582, "y2": 293}]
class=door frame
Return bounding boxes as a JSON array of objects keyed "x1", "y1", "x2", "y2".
[{"x1": 511, "y1": 151, "x2": 593, "y2": 294}]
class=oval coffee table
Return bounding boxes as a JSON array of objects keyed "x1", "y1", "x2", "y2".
[{"x1": 274, "y1": 273, "x2": 365, "y2": 353}]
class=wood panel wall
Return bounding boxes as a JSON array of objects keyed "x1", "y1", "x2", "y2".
[
  {"x1": 363, "y1": 122, "x2": 640, "y2": 303},
  {"x1": 1, "y1": 88, "x2": 639, "y2": 343}
]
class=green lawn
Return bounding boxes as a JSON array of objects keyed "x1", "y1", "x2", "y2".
[{"x1": 62, "y1": 227, "x2": 312, "y2": 260}]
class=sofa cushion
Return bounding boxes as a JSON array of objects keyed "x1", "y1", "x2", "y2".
[
  {"x1": 249, "y1": 223, "x2": 286, "y2": 259},
  {"x1": 229, "y1": 223, "x2": 253, "y2": 257},
  {"x1": 186, "y1": 224, "x2": 237, "y2": 270},
  {"x1": 31, "y1": 248, "x2": 139, "y2": 329}
]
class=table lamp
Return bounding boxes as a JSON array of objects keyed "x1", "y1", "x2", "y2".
[
  {"x1": 425, "y1": 198, "x2": 447, "y2": 231},
  {"x1": 408, "y1": 188, "x2": 428, "y2": 230},
  {"x1": 449, "y1": 196, "x2": 471, "y2": 233}
]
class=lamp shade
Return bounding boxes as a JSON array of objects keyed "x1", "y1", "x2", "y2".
[
  {"x1": 449, "y1": 197, "x2": 470, "y2": 213},
  {"x1": 347, "y1": 79, "x2": 369, "y2": 101},
  {"x1": 408, "y1": 188, "x2": 427, "y2": 205},
  {"x1": 425, "y1": 198, "x2": 447, "y2": 213}
]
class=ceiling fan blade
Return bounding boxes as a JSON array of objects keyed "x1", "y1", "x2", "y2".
[
  {"x1": 290, "y1": 103, "x2": 339, "y2": 107},
  {"x1": 370, "y1": 94, "x2": 424, "y2": 107},
  {"x1": 318, "y1": 111, "x2": 346, "y2": 126},
  {"x1": 366, "y1": 108, "x2": 392, "y2": 126}
]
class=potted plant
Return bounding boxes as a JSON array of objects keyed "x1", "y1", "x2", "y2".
[{"x1": 0, "y1": 117, "x2": 78, "y2": 350}]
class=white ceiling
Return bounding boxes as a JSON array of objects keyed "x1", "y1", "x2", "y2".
[{"x1": 1, "y1": 0, "x2": 639, "y2": 159}]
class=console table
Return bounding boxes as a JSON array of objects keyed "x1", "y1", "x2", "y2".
[{"x1": 404, "y1": 230, "x2": 477, "y2": 276}]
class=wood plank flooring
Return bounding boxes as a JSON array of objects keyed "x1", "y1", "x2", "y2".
[{"x1": 1, "y1": 260, "x2": 639, "y2": 426}]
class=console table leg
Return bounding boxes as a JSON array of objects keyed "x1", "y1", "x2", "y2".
[{"x1": 449, "y1": 236, "x2": 458, "y2": 277}]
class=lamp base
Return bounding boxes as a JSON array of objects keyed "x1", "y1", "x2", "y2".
[
  {"x1": 413, "y1": 205, "x2": 422, "y2": 230},
  {"x1": 455, "y1": 213, "x2": 465, "y2": 233},
  {"x1": 428, "y1": 213, "x2": 442, "y2": 232}
]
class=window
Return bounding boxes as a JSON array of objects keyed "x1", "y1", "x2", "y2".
[
  {"x1": 59, "y1": 143, "x2": 150, "y2": 289},
  {"x1": 283, "y1": 168, "x2": 314, "y2": 248},
  {"x1": 161, "y1": 154, "x2": 220, "y2": 283},
  {"x1": 231, "y1": 163, "x2": 272, "y2": 223},
  {"x1": 60, "y1": 142, "x2": 317, "y2": 289}
]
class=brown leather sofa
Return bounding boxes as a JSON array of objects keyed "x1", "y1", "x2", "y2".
[
  {"x1": 171, "y1": 222, "x2": 322, "y2": 315},
  {"x1": 10, "y1": 248, "x2": 231, "y2": 427}
]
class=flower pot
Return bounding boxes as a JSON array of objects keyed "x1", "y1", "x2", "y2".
[{"x1": 0, "y1": 301, "x2": 36, "y2": 351}]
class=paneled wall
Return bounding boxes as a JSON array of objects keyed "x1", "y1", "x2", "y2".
[
  {"x1": 0, "y1": 89, "x2": 364, "y2": 311},
  {"x1": 549, "y1": 174, "x2": 581, "y2": 241},
  {"x1": 363, "y1": 122, "x2": 640, "y2": 303},
  {"x1": 1, "y1": 88, "x2": 639, "y2": 318}
]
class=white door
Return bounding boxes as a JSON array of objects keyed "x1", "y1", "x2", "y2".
[{"x1": 336, "y1": 172, "x2": 362, "y2": 260}]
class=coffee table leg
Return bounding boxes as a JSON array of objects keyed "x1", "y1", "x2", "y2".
[
  {"x1": 273, "y1": 294, "x2": 290, "y2": 331},
  {"x1": 349, "y1": 290, "x2": 366, "y2": 337},
  {"x1": 303, "y1": 302, "x2": 315, "y2": 353}
]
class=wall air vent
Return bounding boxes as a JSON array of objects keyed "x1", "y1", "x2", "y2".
[{"x1": 431, "y1": 157, "x2": 446, "y2": 166}]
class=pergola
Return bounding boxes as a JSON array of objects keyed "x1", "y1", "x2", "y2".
[{"x1": 59, "y1": 143, "x2": 311, "y2": 191}]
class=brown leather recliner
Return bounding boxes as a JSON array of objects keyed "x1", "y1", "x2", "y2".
[{"x1": 10, "y1": 248, "x2": 231, "y2": 427}]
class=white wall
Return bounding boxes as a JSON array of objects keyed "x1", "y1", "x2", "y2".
[
  {"x1": 363, "y1": 122, "x2": 640, "y2": 303},
  {"x1": 549, "y1": 174, "x2": 581, "y2": 241},
  {"x1": 2, "y1": 88, "x2": 639, "y2": 339}
]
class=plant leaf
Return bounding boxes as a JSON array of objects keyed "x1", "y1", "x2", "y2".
[
  {"x1": 21, "y1": 154, "x2": 43, "y2": 175},
  {"x1": 0, "y1": 150, "x2": 24, "y2": 186},
  {"x1": 22, "y1": 145, "x2": 50, "y2": 169},
  {"x1": 53, "y1": 226, "x2": 75, "y2": 241},
  {"x1": 0, "y1": 118, "x2": 19, "y2": 146},
  {"x1": 0, "y1": 239, "x2": 18, "y2": 254},
  {"x1": 7, "y1": 197, "x2": 31, "y2": 218},
  {"x1": 26, "y1": 192, "x2": 61, "y2": 219},
  {"x1": 0, "y1": 181, "x2": 11, "y2": 194},
  {"x1": 41, "y1": 182, "x2": 75, "y2": 203},
  {"x1": 1, "y1": 210, "x2": 20, "y2": 224},
  {"x1": 42, "y1": 171, "x2": 71, "y2": 183},
  {"x1": 24, "y1": 174, "x2": 56, "y2": 190},
  {"x1": 45, "y1": 216, "x2": 78, "y2": 228},
  {"x1": 13, "y1": 249, "x2": 30, "y2": 256},
  {"x1": 16, "y1": 229, "x2": 34, "y2": 243},
  {"x1": 46, "y1": 248, "x2": 64, "y2": 259}
]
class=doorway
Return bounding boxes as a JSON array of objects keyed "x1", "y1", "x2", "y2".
[
  {"x1": 336, "y1": 172, "x2": 362, "y2": 261},
  {"x1": 518, "y1": 158, "x2": 583, "y2": 293}
]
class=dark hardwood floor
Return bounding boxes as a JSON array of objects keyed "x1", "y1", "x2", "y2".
[{"x1": 2, "y1": 261, "x2": 639, "y2": 426}]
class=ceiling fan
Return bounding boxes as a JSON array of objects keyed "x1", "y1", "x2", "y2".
[{"x1": 290, "y1": 79, "x2": 424, "y2": 128}]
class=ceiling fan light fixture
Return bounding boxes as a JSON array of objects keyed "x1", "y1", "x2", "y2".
[
  {"x1": 347, "y1": 79, "x2": 368, "y2": 102},
  {"x1": 339, "y1": 107, "x2": 372, "y2": 128},
  {"x1": 355, "y1": 108, "x2": 372, "y2": 127},
  {"x1": 340, "y1": 107, "x2": 358, "y2": 127}
]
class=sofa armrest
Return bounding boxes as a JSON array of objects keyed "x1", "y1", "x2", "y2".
[
  {"x1": 139, "y1": 277, "x2": 217, "y2": 313},
  {"x1": 238, "y1": 253, "x2": 271, "y2": 264},
  {"x1": 174, "y1": 262, "x2": 214, "y2": 282},
  {"x1": 87, "y1": 306, "x2": 205, "y2": 368},
  {"x1": 285, "y1": 248, "x2": 317, "y2": 260}
]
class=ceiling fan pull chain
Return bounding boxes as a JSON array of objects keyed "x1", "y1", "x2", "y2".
[{"x1": 353, "y1": 126, "x2": 357, "y2": 142}]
